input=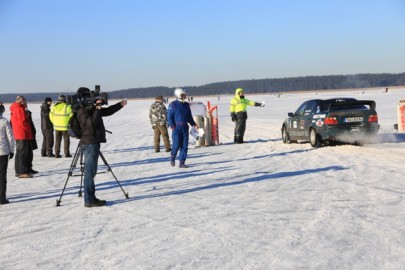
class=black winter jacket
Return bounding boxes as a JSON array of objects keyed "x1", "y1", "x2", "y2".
[
  {"x1": 77, "y1": 102, "x2": 123, "y2": 145},
  {"x1": 40, "y1": 102, "x2": 53, "y2": 130}
]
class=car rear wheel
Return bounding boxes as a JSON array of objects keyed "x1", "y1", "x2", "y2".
[
  {"x1": 309, "y1": 128, "x2": 322, "y2": 148},
  {"x1": 353, "y1": 141, "x2": 364, "y2": 146}
]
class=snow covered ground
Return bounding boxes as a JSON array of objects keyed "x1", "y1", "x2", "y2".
[{"x1": 1, "y1": 88, "x2": 405, "y2": 269}]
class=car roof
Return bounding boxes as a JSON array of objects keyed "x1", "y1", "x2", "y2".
[{"x1": 305, "y1": 98, "x2": 358, "y2": 102}]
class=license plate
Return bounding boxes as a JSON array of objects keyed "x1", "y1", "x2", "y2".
[{"x1": 344, "y1": 117, "x2": 363, "y2": 122}]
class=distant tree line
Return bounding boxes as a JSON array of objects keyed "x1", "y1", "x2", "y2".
[{"x1": 1, "y1": 73, "x2": 404, "y2": 103}]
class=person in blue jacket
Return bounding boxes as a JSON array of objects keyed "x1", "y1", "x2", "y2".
[{"x1": 167, "y1": 88, "x2": 198, "y2": 168}]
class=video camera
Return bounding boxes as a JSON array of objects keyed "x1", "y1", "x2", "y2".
[{"x1": 67, "y1": 85, "x2": 108, "y2": 110}]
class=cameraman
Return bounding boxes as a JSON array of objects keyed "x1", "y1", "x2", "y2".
[{"x1": 76, "y1": 88, "x2": 127, "y2": 207}]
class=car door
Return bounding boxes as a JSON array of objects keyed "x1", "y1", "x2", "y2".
[
  {"x1": 300, "y1": 100, "x2": 318, "y2": 138},
  {"x1": 295, "y1": 101, "x2": 317, "y2": 138},
  {"x1": 289, "y1": 101, "x2": 308, "y2": 138}
]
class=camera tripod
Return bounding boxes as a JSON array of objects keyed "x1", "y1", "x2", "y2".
[{"x1": 56, "y1": 143, "x2": 129, "y2": 206}]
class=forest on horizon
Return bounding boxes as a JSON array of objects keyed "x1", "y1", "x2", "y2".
[{"x1": 1, "y1": 73, "x2": 404, "y2": 103}]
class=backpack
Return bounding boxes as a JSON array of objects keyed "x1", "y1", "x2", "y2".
[{"x1": 68, "y1": 112, "x2": 82, "y2": 139}]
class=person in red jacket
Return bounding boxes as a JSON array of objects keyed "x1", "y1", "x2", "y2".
[{"x1": 10, "y1": 96, "x2": 34, "y2": 178}]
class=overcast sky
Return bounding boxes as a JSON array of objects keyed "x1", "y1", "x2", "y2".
[{"x1": 1, "y1": 0, "x2": 404, "y2": 94}]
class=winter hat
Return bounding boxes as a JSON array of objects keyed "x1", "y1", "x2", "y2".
[
  {"x1": 45, "y1": 97, "x2": 52, "y2": 103},
  {"x1": 58, "y1": 95, "x2": 66, "y2": 102},
  {"x1": 155, "y1": 95, "x2": 163, "y2": 100}
]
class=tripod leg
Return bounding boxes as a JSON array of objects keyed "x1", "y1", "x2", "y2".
[
  {"x1": 99, "y1": 152, "x2": 129, "y2": 199},
  {"x1": 56, "y1": 174, "x2": 72, "y2": 207},
  {"x1": 56, "y1": 143, "x2": 82, "y2": 206}
]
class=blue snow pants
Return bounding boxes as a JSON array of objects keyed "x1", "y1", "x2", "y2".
[{"x1": 171, "y1": 125, "x2": 189, "y2": 162}]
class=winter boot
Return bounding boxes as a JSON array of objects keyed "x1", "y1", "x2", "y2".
[
  {"x1": 28, "y1": 168, "x2": 38, "y2": 174},
  {"x1": 0, "y1": 199, "x2": 10, "y2": 205},
  {"x1": 236, "y1": 137, "x2": 244, "y2": 144},
  {"x1": 170, "y1": 156, "x2": 175, "y2": 167},
  {"x1": 179, "y1": 161, "x2": 189, "y2": 168},
  {"x1": 41, "y1": 150, "x2": 47, "y2": 157},
  {"x1": 85, "y1": 199, "x2": 107, "y2": 208}
]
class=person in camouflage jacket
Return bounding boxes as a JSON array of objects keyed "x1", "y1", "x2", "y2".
[{"x1": 149, "y1": 95, "x2": 171, "y2": 152}]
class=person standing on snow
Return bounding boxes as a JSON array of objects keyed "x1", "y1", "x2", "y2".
[
  {"x1": 50, "y1": 95, "x2": 73, "y2": 158},
  {"x1": 40, "y1": 97, "x2": 55, "y2": 157},
  {"x1": 76, "y1": 87, "x2": 127, "y2": 207},
  {"x1": 25, "y1": 104, "x2": 38, "y2": 175},
  {"x1": 167, "y1": 88, "x2": 198, "y2": 168},
  {"x1": 229, "y1": 88, "x2": 265, "y2": 144},
  {"x1": 0, "y1": 103, "x2": 15, "y2": 204},
  {"x1": 10, "y1": 96, "x2": 34, "y2": 178},
  {"x1": 149, "y1": 95, "x2": 171, "y2": 153}
]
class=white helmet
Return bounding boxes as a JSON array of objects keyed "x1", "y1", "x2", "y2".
[{"x1": 174, "y1": 88, "x2": 187, "y2": 99}]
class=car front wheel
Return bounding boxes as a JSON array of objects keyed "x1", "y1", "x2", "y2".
[
  {"x1": 282, "y1": 125, "x2": 291, "y2": 144},
  {"x1": 309, "y1": 128, "x2": 322, "y2": 148}
]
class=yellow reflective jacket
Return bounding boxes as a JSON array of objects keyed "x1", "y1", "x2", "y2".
[
  {"x1": 229, "y1": 88, "x2": 255, "y2": 113},
  {"x1": 50, "y1": 102, "x2": 73, "y2": 131}
]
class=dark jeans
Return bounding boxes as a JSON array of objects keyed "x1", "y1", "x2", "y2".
[
  {"x1": 55, "y1": 130, "x2": 70, "y2": 156},
  {"x1": 171, "y1": 125, "x2": 189, "y2": 162},
  {"x1": 41, "y1": 128, "x2": 54, "y2": 155},
  {"x1": 0, "y1": 155, "x2": 9, "y2": 200},
  {"x1": 82, "y1": 143, "x2": 100, "y2": 204},
  {"x1": 15, "y1": 140, "x2": 32, "y2": 175},
  {"x1": 28, "y1": 141, "x2": 33, "y2": 168}
]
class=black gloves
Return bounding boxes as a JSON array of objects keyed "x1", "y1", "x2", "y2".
[
  {"x1": 9, "y1": 153, "x2": 14, "y2": 159},
  {"x1": 231, "y1": 113, "x2": 236, "y2": 122}
]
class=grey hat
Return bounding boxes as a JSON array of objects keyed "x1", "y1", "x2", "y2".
[{"x1": 58, "y1": 95, "x2": 66, "y2": 102}]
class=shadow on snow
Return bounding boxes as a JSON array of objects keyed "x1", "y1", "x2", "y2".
[
  {"x1": 109, "y1": 165, "x2": 348, "y2": 205},
  {"x1": 9, "y1": 145, "x2": 343, "y2": 206}
]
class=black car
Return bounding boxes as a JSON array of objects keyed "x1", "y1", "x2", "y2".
[{"x1": 281, "y1": 98, "x2": 380, "y2": 147}]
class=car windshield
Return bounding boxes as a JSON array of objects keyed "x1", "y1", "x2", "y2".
[{"x1": 320, "y1": 99, "x2": 368, "y2": 111}]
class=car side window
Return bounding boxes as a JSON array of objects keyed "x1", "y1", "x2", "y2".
[
  {"x1": 320, "y1": 100, "x2": 333, "y2": 111},
  {"x1": 294, "y1": 102, "x2": 308, "y2": 116},
  {"x1": 305, "y1": 101, "x2": 318, "y2": 113}
]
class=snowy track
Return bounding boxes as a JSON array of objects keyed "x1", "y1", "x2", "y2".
[{"x1": 1, "y1": 89, "x2": 405, "y2": 269}]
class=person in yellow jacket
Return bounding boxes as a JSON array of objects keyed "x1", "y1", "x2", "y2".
[
  {"x1": 50, "y1": 95, "x2": 73, "y2": 158},
  {"x1": 229, "y1": 88, "x2": 265, "y2": 144}
]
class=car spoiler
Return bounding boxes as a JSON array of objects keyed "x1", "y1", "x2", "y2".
[{"x1": 329, "y1": 100, "x2": 376, "y2": 111}]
